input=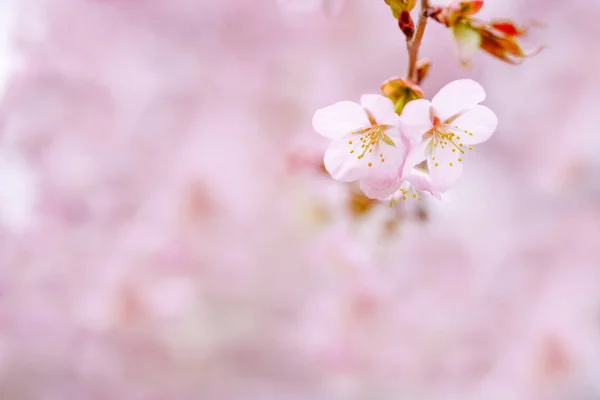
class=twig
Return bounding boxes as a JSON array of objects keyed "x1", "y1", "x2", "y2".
[{"x1": 406, "y1": 0, "x2": 430, "y2": 81}]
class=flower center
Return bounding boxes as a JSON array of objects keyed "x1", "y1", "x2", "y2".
[
  {"x1": 347, "y1": 109, "x2": 395, "y2": 167},
  {"x1": 425, "y1": 124, "x2": 474, "y2": 167}
]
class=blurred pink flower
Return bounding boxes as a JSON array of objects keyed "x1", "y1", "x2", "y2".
[{"x1": 277, "y1": 0, "x2": 345, "y2": 17}]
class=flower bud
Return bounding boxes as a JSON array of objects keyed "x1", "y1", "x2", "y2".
[
  {"x1": 429, "y1": 0, "x2": 483, "y2": 26},
  {"x1": 430, "y1": 0, "x2": 543, "y2": 65},
  {"x1": 384, "y1": 0, "x2": 417, "y2": 19},
  {"x1": 398, "y1": 10, "x2": 415, "y2": 39},
  {"x1": 380, "y1": 77, "x2": 424, "y2": 114},
  {"x1": 415, "y1": 59, "x2": 431, "y2": 84},
  {"x1": 474, "y1": 20, "x2": 544, "y2": 64}
]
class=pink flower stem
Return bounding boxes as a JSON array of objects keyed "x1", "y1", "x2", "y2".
[{"x1": 406, "y1": 0, "x2": 430, "y2": 81}]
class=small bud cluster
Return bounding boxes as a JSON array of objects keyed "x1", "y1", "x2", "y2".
[{"x1": 428, "y1": 0, "x2": 544, "y2": 65}]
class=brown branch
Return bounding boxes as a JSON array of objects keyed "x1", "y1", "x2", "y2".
[{"x1": 406, "y1": 0, "x2": 430, "y2": 81}]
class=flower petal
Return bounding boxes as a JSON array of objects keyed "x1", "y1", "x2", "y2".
[
  {"x1": 359, "y1": 136, "x2": 409, "y2": 199},
  {"x1": 403, "y1": 168, "x2": 442, "y2": 200},
  {"x1": 313, "y1": 101, "x2": 370, "y2": 139},
  {"x1": 402, "y1": 137, "x2": 429, "y2": 173},
  {"x1": 399, "y1": 99, "x2": 433, "y2": 143},
  {"x1": 431, "y1": 79, "x2": 485, "y2": 121},
  {"x1": 377, "y1": 134, "x2": 408, "y2": 173},
  {"x1": 323, "y1": 139, "x2": 367, "y2": 182},
  {"x1": 451, "y1": 105, "x2": 498, "y2": 145},
  {"x1": 427, "y1": 144, "x2": 464, "y2": 192},
  {"x1": 360, "y1": 175, "x2": 401, "y2": 200},
  {"x1": 360, "y1": 94, "x2": 400, "y2": 127}
]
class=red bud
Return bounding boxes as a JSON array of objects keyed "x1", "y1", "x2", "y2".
[{"x1": 399, "y1": 10, "x2": 415, "y2": 39}]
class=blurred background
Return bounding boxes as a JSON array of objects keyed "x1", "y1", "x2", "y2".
[{"x1": 0, "y1": 0, "x2": 599, "y2": 398}]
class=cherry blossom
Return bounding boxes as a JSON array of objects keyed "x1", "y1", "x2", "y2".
[
  {"x1": 313, "y1": 94, "x2": 409, "y2": 198},
  {"x1": 400, "y1": 79, "x2": 498, "y2": 193}
]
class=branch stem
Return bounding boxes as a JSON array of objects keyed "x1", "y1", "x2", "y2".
[{"x1": 406, "y1": 0, "x2": 430, "y2": 81}]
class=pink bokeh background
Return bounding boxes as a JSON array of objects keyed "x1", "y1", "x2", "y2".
[{"x1": 0, "y1": 0, "x2": 599, "y2": 398}]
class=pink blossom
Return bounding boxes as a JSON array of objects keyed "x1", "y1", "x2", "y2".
[
  {"x1": 400, "y1": 79, "x2": 498, "y2": 194},
  {"x1": 313, "y1": 94, "x2": 408, "y2": 199}
]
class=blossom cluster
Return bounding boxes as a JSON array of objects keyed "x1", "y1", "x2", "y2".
[
  {"x1": 314, "y1": 79, "x2": 497, "y2": 201},
  {"x1": 312, "y1": 0, "x2": 538, "y2": 203}
]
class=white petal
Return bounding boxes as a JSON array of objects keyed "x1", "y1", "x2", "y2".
[
  {"x1": 450, "y1": 105, "x2": 498, "y2": 145},
  {"x1": 382, "y1": 124, "x2": 403, "y2": 141},
  {"x1": 399, "y1": 99, "x2": 433, "y2": 144},
  {"x1": 377, "y1": 136, "x2": 408, "y2": 173},
  {"x1": 357, "y1": 136, "x2": 406, "y2": 176},
  {"x1": 432, "y1": 79, "x2": 485, "y2": 122},
  {"x1": 403, "y1": 168, "x2": 442, "y2": 200},
  {"x1": 427, "y1": 144, "x2": 464, "y2": 193},
  {"x1": 357, "y1": 136, "x2": 407, "y2": 197},
  {"x1": 323, "y1": 139, "x2": 367, "y2": 182},
  {"x1": 324, "y1": 124, "x2": 407, "y2": 183},
  {"x1": 360, "y1": 175, "x2": 401, "y2": 200},
  {"x1": 360, "y1": 94, "x2": 400, "y2": 126},
  {"x1": 313, "y1": 101, "x2": 369, "y2": 139},
  {"x1": 402, "y1": 138, "x2": 430, "y2": 173}
]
